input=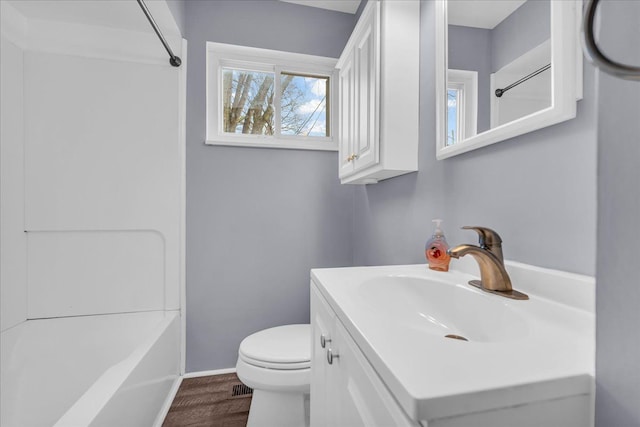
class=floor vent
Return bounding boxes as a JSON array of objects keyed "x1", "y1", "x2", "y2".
[{"x1": 231, "y1": 383, "x2": 253, "y2": 398}]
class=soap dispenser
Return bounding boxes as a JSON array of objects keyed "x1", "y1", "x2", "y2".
[{"x1": 425, "y1": 219, "x2": 451, "y2": 272}]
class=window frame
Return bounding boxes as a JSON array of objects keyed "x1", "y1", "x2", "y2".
[
  {"x1": 206, "y1": 42, "x2": 338, "y2": 151},
  {"x1": 447, "y1": 69, "x2": 478, "y2": 144}
]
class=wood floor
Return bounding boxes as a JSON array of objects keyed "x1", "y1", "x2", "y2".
[{"x1": 162, "y1": 374, "x2": 252, "y2": 427}]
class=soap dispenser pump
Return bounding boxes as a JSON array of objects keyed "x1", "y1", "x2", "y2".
[{"x1": 425, "y1": 219, "x2": 451, "y2": 272}]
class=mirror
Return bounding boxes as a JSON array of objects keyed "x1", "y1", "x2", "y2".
[{"x1": 436, "y1": 0, "x2": 582, "y2": 159}]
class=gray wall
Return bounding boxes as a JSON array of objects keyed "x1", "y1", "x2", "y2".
[
  {"x1": 353, "y1": 1, "x2": 596, "y2": 276},
  {"x1": 491, "y1": 0, "x2": 550, "y2": 72},
  {"x1": 166, "y1": 0, "x2": 185, "y2": 36},
  {"x1": 595, "y1": 1, "x2": 640, "y2": 425},
  {"x1": 179, "y1": 2, "x2": 640, "y2": 425},
  {"x1": 184, "y1": 0, "x2": 598, "y2": 374},
  {"x1": 184, "y1": 1, "x2": 357, "y2": 372}
]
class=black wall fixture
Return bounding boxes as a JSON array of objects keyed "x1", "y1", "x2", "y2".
[{"x1": 582, "y1": 0, "x2": 640, "y2": 80}]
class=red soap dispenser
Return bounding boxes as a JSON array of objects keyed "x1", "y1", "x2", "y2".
[{"x1": 425, "y1": 219, "x2": 451, "y2": 272}]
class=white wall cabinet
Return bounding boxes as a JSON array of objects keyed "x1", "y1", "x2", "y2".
[
  {"x1": 336, "y1": 0, "x2": 420, "y2": 185},
  {"x1": 310, "y1": 284, "x2": 418, "y2": 427}
]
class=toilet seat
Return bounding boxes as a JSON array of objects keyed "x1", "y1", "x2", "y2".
[
  {"x1": 239, "y1": 353, "x2": 310, "y2": 370},
  {"x1": 236, "y1": 357, "x2": 310, "y2": 392},
  {"x1": 238, "y1": 324, "x2": 310, "y2": 370}
]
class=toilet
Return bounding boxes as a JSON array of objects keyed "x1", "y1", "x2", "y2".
[{"x1": 236, "y1": 324, "x2": 311, "y2": 427}]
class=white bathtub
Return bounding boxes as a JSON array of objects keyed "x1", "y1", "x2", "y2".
[{"x1": 0, "y1": 310, "x2": 180, "y2": 427}]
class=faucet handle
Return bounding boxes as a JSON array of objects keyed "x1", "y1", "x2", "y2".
[{"x1": 461, "y1": 226, "x2": 504, "y2": 262}]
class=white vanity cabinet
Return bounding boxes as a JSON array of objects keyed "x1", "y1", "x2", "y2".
[
  {"x1": 310, "y1": 284, "x2": 418, "y2": 427},
  {"x1": 336, "y1": 0, "x2": 419, "y2": 185}
]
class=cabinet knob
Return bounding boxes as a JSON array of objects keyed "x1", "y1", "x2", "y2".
[
  {"x1": 320, "y1": 334, "x2": 332, "y2": 349},
  {"x1": 327, "y1": 348, "x2": 339, "y2": 365},
  {"x1": 346, "y1": 154, "x2": 359, "y2": 162}
]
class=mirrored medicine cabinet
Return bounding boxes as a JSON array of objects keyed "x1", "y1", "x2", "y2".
[{"x1": 435, "y1": 0, "x2": 584, "y2": 159}]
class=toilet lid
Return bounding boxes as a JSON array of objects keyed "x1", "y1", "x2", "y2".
[{"x1": 239, "y1": 324, "x2": 310, "y2": 369}]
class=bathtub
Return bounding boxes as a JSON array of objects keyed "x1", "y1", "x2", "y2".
[{"x1": 1, "y1": 310, "x2": 180, "y2": 427}]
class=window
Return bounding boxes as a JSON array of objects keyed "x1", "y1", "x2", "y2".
[
  {"x1": 207, "y1": 43, "x2": 338, "y2": 151},
  {"x1": 446, "y1": 69, "x2": 478, "y2": 146},
  {"x1": 447, "y1": 88, "x2": 461, "y2": 146}
]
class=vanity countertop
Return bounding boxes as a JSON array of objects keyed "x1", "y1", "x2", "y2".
[{"x1": 310, "y1": 263, "x2": 594, "y2": 422}]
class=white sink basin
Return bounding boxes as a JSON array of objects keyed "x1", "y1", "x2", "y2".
[
  {"x1": 358, "y1": 276, "x2": 528, "y2": 343},
  {"x1": 311, "y1": 263, "x2": 595, "y2": 422}
]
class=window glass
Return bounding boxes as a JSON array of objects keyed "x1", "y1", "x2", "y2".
[
  {"x1": 447, "y1": 88, "x2": 459, "y2": 146},
  {"x1": 222, "y1": 68, "x2": 275, "y2": 135},
  {"x1": 280, "y1": 73, "x2": 329, "y2": 137}
]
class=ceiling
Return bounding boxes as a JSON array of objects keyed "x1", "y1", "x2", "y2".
[
  {"x1": 279, "y1": 0, "x2": 361, "y2": 14},
  {"x1": 8, "y1": 0, "x2": 360, "y2": 35},
  {"x1": 448, "y1": 0, "x2": 527, "y2": 29}
]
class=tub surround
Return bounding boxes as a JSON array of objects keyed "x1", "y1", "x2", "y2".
[
  {"x1": 0, "y1": 1, "x2": 27, "y2": 333},
  {"x1": 0, "y1": 0, "x2": 184, "y2": 322},
  {"x1": 311, "y1": 262, "x2": 594, "y2": 425},
  {"x1": 0, "y1": 4, "x2": 185, "y2": 308}
]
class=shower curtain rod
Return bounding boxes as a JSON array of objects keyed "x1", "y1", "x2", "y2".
[
  {"x1": 136, "y1": 0, "x2": 181, "y2": 67},
  {"x1": 495, "y1": 63, "x2": 550, "y2": 97}
]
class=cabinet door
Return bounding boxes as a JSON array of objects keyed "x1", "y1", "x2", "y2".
[
  {"x1": 338, "y1": 50, "x2": 356, "y2": 179},
  {"x1": 310, "y1": 285, "x2": 335, "y2": 427},
  {"x1": 352, "y1": 2, "x2": 379, "y2": 173},
  {"x1": 332, "y1": 322, "x2": 416, "y2": 427}
]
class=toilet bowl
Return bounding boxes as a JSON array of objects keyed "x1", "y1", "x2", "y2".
[{"x1": 236, "y1": 324, "x2": 311, "y2": 427}]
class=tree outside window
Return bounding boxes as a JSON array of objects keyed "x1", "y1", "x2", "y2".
[{"x1": 222, "y1": 69, "x2": 328, "y2": 138}]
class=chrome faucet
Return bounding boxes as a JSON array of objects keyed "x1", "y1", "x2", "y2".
[{"x1": 448, "y1": 226, "x2": 528, "y2": 300}]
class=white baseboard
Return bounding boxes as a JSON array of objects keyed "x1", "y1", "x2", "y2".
[
  {"x1": 183, "y1": 368, "x2": 237, "y2": 379},
  {"x1": 153, "y1": 376, "x2": 182, "y2": 427}
]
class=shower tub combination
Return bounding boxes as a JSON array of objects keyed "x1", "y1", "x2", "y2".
[
  {"x1": 0, "y1": 311, "x2": 180, "y2": 427},
  {"x1": 0, "y1": 0, "x2": 185, "y2": 425}
]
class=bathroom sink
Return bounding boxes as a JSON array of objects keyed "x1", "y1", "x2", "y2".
[
  {"x1": 311, "y1": 263, "x2": 595, "y2": 422},
  {"x1": 358, "y1": 276, "x2": 528, "y2": 343}
]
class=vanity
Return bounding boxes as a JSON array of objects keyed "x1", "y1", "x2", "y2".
[{"x1": 309, "y1": 262, "x2": 594, "y2": 426}]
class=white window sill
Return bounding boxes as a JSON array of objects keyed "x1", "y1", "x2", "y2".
[{"x1": 205, "y1": 137, "x2": 338, "y2": 152}]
